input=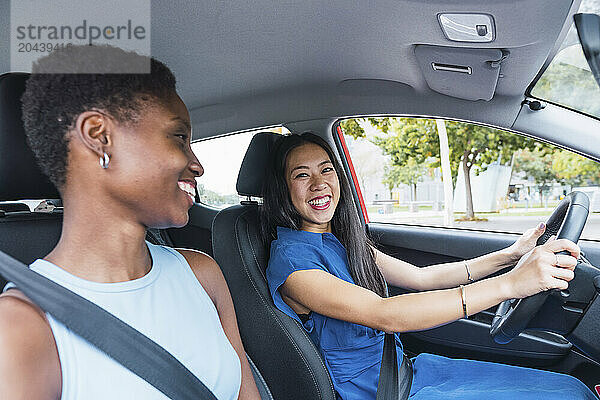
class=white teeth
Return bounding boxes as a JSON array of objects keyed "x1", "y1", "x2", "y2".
[
  {"x1": 178, "y1": 181, "x2": 196, "y2": 198},
  {"x1": 309, "y1": 196, "x2": 330, "y2": 206}
]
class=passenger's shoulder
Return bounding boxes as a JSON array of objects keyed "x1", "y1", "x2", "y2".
[
  {"x1": 174, "y1": 249, "x2": 228, "y2": 306},
  {"x1": 0, "y1": 290, "x2": 61, "y2": 398},
  {"x1": 0, "y1": 288, "x2": 49, "y2": 337},
  {"x1": 174, "y1": 248, "x2": 219, "y2": 277}
]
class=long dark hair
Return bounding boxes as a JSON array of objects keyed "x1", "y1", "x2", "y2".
[{"x1": 260, "y1": 132, "x2": 387, "y2": 297}]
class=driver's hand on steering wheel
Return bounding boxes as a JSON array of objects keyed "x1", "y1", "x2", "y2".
[
  {"x1": 505, "y1": 236, "x2": 580, "y2": 299},
  {"x1": 506, "y1": 222, "x2": 547, "y2": 262}
]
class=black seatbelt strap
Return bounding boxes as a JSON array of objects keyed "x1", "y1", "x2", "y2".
[
  {"x1": 0, "y1": 250, "x2": 217, "y2": 400},
  {"x1": 376, "y1": 333, "x2": 413, "y2": 400},
  {"x1": 376, "y1": 333, "x2": 399, "y2": 400},
  {"x1": 376, "y1": 279, "x2": 413, "y2": 400}
]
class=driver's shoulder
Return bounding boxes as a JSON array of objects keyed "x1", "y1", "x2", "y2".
[{"x1": 0, "y1": 289, "x2": 61, "y2": 397}]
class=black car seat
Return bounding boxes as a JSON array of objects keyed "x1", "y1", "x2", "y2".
[
  {"x1": 0, "y1": 72, "x2": 273, "y2": 399},
  {"x1": 0, "y1": 72, "x2": 63, "y2": 286},
  {"x1": 212, "y1": 132, "x2": 337, "y2": 400}
]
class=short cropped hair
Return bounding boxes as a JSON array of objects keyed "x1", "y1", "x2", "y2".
[{"x1": 21, "y1": 45, "x2": 177, "y2": 189}]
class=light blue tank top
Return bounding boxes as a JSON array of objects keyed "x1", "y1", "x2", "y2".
[{"x1": 19, "y1": 242, "x2": 241, "y2": 400}]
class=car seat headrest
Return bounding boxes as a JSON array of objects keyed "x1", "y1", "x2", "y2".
[
  {"x1": 236, "y1": 132, "x2": 281, "y2": 198},
  {"x1": 0, "y1": 73, "x2": 60, "y2": 201}
]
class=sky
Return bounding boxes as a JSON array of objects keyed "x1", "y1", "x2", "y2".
[{"x1": 191, "y1": 131, "x2": 255, "y2": 196}]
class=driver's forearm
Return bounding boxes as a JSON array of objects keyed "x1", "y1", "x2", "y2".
[
  {"x1": 380, "y1": 274, "x2": 512, "y2": 333},
  {"x1": 418, "y1": 249, "x2": 515, "y2": 290}
]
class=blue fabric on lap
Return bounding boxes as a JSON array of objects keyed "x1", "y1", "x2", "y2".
[{"x1": 410, "y1": 353, "x2": 596, "y2": 399}]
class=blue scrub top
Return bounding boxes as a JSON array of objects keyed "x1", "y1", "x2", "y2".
[{"x1": 265, "y1": 226, "x2": 597, "y2": 400}]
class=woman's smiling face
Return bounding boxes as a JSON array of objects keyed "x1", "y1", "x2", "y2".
[
  {"x1": 284, "y1": 142, "x2": 341, "y2": 233},
  {"x1": 72, "y1": 93, "x2": 204, "y2": 229}
]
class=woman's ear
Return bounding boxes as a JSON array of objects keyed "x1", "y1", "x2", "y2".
[{"x1": 73, "y1": 111, "x2": 113, "y2": 157}]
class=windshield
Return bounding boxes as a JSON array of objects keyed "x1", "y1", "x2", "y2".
[{"x1": 531, "y1": 0, "x2": 600, "y2": 118}]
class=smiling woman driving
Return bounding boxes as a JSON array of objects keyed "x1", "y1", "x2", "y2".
[
  {"x1": 261, "y1": 132, "x2": 596, "y2": 400},
  {"x1": 0, "y1": 45, "x2": 260, "y2": 399}
]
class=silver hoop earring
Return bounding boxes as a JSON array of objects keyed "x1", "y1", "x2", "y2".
[{"x1": 99, "y1": 152, "x2": 110, "y2": 169}]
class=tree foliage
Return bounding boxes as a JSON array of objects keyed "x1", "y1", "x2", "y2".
[
  {"x1": 341, "y1": 117, "x2": 536, "y2": 218},
  {"x1": 551, "y1": 150, "x2": 600, "y2": 186},
  {"x1": 513, "y1": 146, "x2": 600, "y2": 206},
  {"x1": 342, "y1": 118, "x2": 535, "y2": 181},
  {"x1": 382, "y1": 158, "x2": 428, "y2": 200},
  {"x1": 340, "y1": 114, "x2": 600, "y2": 216},
  {"x1": 533, "y1": 60, "x2": 600, "y2": 119},
  {"x1": 512, "y1": 148, "x2": 556, "y2": 206}
]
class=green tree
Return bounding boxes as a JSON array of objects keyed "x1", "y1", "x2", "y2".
[
  {"x1": 513, "y1": 148, "x2": 557, "y2": 207},
  {"x1": 382, "y1": 158, "x2": 427, "y2": 201},
  {"x1": 552, "y1": 150, "x2": 600, "y2": 186},
  {"x1": 341, "y1": 118, "x2": 535, "y2": 219},
  {"x1": 533, "y1": 61, "x2": 600, "y2": 118}
]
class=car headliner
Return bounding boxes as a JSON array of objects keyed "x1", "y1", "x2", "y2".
[{"x1": 2, "y1": 0, "x2": 597, "y2": 156}]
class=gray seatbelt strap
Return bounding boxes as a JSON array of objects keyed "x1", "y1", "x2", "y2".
[
  {"x1": 0, "y1": 250, "x2": 217, "y2": 400},
  {"x1": 376, "y1": 333, "x2": 413, "y2": 400},
  {"x1": 375, "y1": 280, "x2": 413, "y2": 400},
  {"x1": 376, "y1": 333, "x2": 400, "y2": 400}
]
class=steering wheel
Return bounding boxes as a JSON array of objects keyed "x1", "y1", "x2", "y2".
[{"x1": 490, "y1": 191, "x2": 590, "y2": 344}]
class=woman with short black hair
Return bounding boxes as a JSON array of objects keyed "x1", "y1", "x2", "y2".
[{"x1": 0, "y1": 45, "x2": 260, "y2": 400}]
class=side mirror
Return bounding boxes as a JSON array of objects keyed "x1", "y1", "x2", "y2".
[{"x1": 574, "y1": 13, "x2": 600, "y2": 88}]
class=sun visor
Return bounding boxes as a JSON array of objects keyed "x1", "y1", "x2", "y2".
[{"x1": 414, "y1": 45, "x2": 505, "y2": 101}]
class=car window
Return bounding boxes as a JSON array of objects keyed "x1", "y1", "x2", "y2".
[
  {"x1": 191, "y1": 126, "x2": 289, "y2": 208},
  {"x1": 0, "y1": 127, "x2": 289, "y2": 211},
  {"x1": 0, "y1": 199, "x2": 45, "y2": 211},
  {"x1": 530, "y1": 0, "x2": 600, "y2": 118},
  {"x1": 339, "y1": 117, "x2": 600, "y2": 241}
]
